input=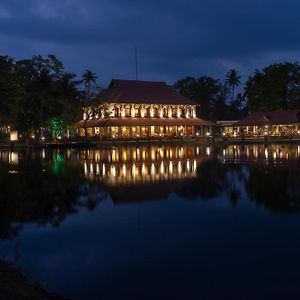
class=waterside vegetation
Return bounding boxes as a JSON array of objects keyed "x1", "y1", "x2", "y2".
[{"x1": 0, "y1": 54, "x2": 300, "y2": 143}]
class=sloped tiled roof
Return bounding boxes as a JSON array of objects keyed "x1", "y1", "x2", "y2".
[
  {"x1": 234, "y1": 110, "x2": 300, "y2": 126},
  {"x1": 107, "y1": 79, "x2": 196, "y2": 105}
]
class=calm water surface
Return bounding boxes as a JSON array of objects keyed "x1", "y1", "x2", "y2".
[{"x1": 0, "y1": 144, "x2": 300, "y2": 300}]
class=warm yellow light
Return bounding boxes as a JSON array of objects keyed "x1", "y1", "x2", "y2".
[
  {"x1": 10, "y1": 131, "x2": 18, "y2": 141},
  {"x1": 206, "y1": 147, "x2": 211, "y2": 156},
  {"x1": 122, "y1": 164, "x2": 126, "y2": 177}
]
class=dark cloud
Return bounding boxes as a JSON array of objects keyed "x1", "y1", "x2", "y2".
[{"x1": 0, "y1": 0, "x2": 299, "y2": 85}]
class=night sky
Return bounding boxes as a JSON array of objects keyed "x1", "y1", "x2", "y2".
[{"x1": 0, "y1": 0, "x2": 299, "y2": 85}]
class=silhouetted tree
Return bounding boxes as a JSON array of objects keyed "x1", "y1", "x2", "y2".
[
  {"x1": 245, "y1": 62, "x2": 300, "y2": 111},
  {"x1": 226, "y1": 69, "x2": 241, "y2": 103}
]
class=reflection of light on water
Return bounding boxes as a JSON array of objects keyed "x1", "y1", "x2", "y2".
[
  {"x1": 111, "y1": 165, "x2": 116, "y2": 177},
  {"x1": 151, "y1": 163, "x2": 155, "y2": 177},
  {"x1": 132, "y1": 164, "x2": 136, "y2": 178},
  {"x1": 265, "y1": 148, "x2": 268, "y2": 160},
  {"x1": 42, "y1": 149, "x2": 46, "y2": 160},
  {"x1": 141, "y1": 163, "x2": 146, "y2": 176},
  {"x1": 95, "y1": 152, "x2": 100, "y2": 162},
  {"x1": 9, "y1": 152, "x2": 19, "y2": 165},
  {"x1": 169, "y1": 161, "x2": 173, "y2": 174},
  {"x1": 193, "y1": 159, "x2": 197, "y2": 171},
  {"x1": 178, "y1": 161, "x2": 182, "y2": 174},
  {"x1": 160, "y1": 161, "x2": 165, "y2": 174},
  {"x1": 186, "y1": 159, "x2": 190, "y2": 172},
  {"x1": 84, "y1": 161, "x2": 88, "y2": 175},
  {"x1": 122, "y1": 164, "x2": 126, "y2": 177},
  {"x1": 206, "y1": 147, "x2": 210, "y2": 156},
  {"x1": 223, "y1": 149, "x2": 226, "y2": 156},
  {"x1": 273, "y1": 151, "x2": 277, "y2": 160},
  {"x1": 81, "y1": 145, "x2": 206, "y2": 185}
]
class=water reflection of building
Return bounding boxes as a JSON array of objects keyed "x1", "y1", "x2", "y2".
[
  {"x1": 81, "y1": 145, "x2": 206, "y2": 186},
  {"x1": 221, "y1": 144, "x2": 300, "y2": 165}
]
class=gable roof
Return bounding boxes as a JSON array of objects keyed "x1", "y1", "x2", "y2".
[
  {"x1": 234, "y1": 110, "x2": 300, "y2": 126},
  {"x1": 107, "y1": 79, "x2": 196, "y2": 105}
]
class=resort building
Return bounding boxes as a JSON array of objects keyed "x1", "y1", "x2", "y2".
[
  {"x1": 230, "y1": 110, "x2": 300, "y2": 137},
  {"x1": 76, "y1": 79, "x2": 214, "y2": 139}
]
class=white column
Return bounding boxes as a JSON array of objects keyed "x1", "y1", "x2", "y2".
[
  {"x1": 141, "y1": 104, "x2": 145, "y2": 117},
  {"x1": 150, "y1": 105, "x2": 154, "y2": 117},
  {"x1": 192, "y1": 106, "x2": 196, "y2": 118},
  {"x1": 121, "y1": 105, "x2": 125, "y2": 117},
  {"x1": 185, "y1": 106, "x2": 189, "y2": 118},
  {"x1": 159, "y1": 105, "x2": 164, "y2": 118},
  {"x1": 131, "y1": 105, "x2": 135, "y2": 117},
  {"x1": 177, "y1": 106, "x2": 181, "y2": 118},
  {"x1": 168, "y1": 106, "x2": 172, "y2": 118}
]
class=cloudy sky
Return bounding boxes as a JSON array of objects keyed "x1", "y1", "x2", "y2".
[{"x1": 0, "y1": 0, "x2": 299, "y2": 86}]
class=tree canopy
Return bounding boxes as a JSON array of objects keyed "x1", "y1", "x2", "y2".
[
  {"x1": 245, "y1": 62, "x2": 300, "y2": 112},
  {"x1": 0, "y1": 55, "x2": 82, "y2": 137}
]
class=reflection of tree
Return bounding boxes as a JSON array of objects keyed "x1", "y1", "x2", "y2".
[
  {"x1": 176, "y1": 158, "x2": 244, "y2": 207},
  {"x1": 245, "y1": 165, "x2": 300, "y2": 213},
  {"x1": 0, "y1": 150, "x2": 106, "y2": 239},
  {"x1": 177, "y1": 159, "x2": 228, "y2": 200}
]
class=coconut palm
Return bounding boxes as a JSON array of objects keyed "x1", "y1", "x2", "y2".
[
  {"x1": 226, "y1": 69, "x2": 241, "y2": 103},
  {"x1": 82, "y1": 70, "x2": 97, "y2": 89}
]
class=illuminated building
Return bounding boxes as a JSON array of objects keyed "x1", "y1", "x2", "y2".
[
  {"x1": 232, "y1": 110, "x2": 300, "y2": 138},
  {"x1": 76, "y1": 79, "x2": 213, "y2": 139}
]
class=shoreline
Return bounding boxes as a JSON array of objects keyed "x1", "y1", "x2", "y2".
[
  {"x1": 0, "y1": 136, "x2": 300, "y2": 150},
  {"x1": 0, "y1": 260, "x2": 67, "y2": 300}
]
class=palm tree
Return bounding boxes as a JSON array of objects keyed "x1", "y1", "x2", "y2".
[
  {"x1": 82, "y1": 70, "x2": 97, "y2": 89},
  {"x1": 226, "y1": 69, "x2": 241, "y2": 103}
]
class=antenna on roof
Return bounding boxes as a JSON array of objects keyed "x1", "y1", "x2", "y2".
[{"x1": 134, "y1": 45, "x2": 138, "y2": 81}]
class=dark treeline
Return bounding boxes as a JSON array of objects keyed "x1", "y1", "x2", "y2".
[
  {"x1": 0, "y1": 55, "x2": 101, "y2": 140},
  {"x1": 1, "y1": 54, "x2": 300, "y2": 138},
  {"x1": 173, "y1": 62, "x2": 300, "y2": 121}
]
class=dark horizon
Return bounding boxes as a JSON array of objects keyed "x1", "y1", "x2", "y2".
[{"x1": 0, "y1": 0, "x2": 299, "y2": 85}]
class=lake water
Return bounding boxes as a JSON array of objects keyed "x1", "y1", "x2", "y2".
[{"x1": 0, "y1": 144, "x2": 300, "y2": 299}]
